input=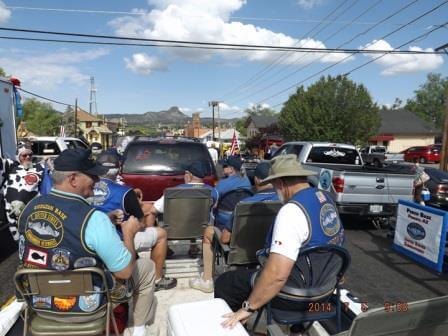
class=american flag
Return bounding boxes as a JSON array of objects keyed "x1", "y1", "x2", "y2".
[
  {"x1": 229, "y1": 130, "x2": 240, "y2": 156},
  {"x1": 59, "y1": 125, "x2": 66, "y2": 137}
]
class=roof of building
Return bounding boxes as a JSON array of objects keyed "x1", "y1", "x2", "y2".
[
  {"x1": 246, "y1": 115, "x2": 277, "y2": 128},
  {"x1": 378, "y1": 109, "x2": 437, "y2": 135},
  {"x1": 75, "y1": 109, "x2": 100, "y2": 122}
]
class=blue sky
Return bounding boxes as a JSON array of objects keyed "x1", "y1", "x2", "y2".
[{"x1": 0, "y1": 0, "x2": 447, "y2": 120}]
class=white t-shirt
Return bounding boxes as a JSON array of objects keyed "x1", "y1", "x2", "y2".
[{"x1": 269, "y1": 203, "x2": 310, "y2": 261}]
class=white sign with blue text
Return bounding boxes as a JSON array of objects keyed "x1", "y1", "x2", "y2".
[{"x1": 393, "y1": 200, "x2": 448, "y2": 273}]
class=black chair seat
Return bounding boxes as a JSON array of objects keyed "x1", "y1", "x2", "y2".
[{"x1": 271, "y1": 306, "x2": 336, "y2": 325}]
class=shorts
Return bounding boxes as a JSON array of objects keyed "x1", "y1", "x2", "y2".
[{"x1": 134, "y1": 227, "x2": 158, "y2": 252}]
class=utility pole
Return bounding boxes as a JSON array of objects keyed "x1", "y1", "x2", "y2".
[
  {"x1": 436, "y1": 43, "x2": 448, "y2": 171},
  {"x1": 89, "y1": 76, "x2": 98, "y2": 115},
  {"x1": 208, "y1": 101, "x2": 221, "y2": 141},
  {"x1": 74, "y1": 98, "x2": 78, "y2": 137}
]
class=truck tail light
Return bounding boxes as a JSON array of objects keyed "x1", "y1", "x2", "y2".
[
  {"x1": 332, "y1": 177, "x2": 345, "y2": 193},
  {"x1": 437, "y1": 185, "x2": 448, "y2": 194}
]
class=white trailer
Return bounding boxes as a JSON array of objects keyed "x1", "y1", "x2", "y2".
[{"x1": 0, "y1": 77, "x2": 18, "y2": 160}]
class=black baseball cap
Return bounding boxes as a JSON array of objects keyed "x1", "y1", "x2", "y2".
[
  {"x1": 183, "y1": 161, "x2": 208, "y2": 178},
  {"x1": 219, "y1": 156, "x2": 243, "y2": 171},
  {"x1": 54, "y1": 148, "x2": 108, "y2": 176},
  {"x1": 254, "y1": 161, "x2": 271, "y2": 180}
]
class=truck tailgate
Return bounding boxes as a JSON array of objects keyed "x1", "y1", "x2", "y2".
[{"x1": 340, "y1": 172, "x2": 414, "y2": 204}]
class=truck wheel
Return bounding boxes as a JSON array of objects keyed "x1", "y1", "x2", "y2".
[
  {"x1": 419, "y1": 157, "x2": 427, "y2": 164},
  {"x1": 373, "y1": 159, "x2": 382, "y2": 168}
]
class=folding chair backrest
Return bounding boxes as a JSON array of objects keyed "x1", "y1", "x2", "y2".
[
  {"x1": 163, "y1": 187, "x2": 212, "y2": 239},
  {"x1": 343, "y1": 295, "x2": 448, "y2": 336},
  {"x1": 217, "y1": 189, "x2": 254, "y2": 212},
  {"x1": 227, "y1": 201, "x2": 282, "y2": 266},
  {"x1": 279, "y1": 245, "x2": 350, "y2": 300}
]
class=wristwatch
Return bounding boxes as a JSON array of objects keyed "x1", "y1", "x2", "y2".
[{"x1": 242, "y1": 300, "x2": 256, "y2": 313}]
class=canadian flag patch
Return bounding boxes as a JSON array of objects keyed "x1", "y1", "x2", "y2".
[{"x1": 26, "y1": 248, "x2": 48, "y2": 267}]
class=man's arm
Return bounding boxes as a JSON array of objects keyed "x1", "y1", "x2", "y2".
[
  {"x1": 114, "y1": 215, "x2": 141, "y2": 279},
  {"x1": 221, "y1": 253, "x2": 294, "y2": 328}
]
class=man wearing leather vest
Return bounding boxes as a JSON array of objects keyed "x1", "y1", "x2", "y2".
[
  {"x1": 215, "y1": 154, "x2": 345, "y2": 329},
  {"x1": 18, "y1": 148, "x2": 157, "y2": 336}
]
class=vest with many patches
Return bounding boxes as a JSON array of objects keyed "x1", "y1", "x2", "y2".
[
  {"x1": 91, "y1": 178, "x2": 131, "y2": 219},
  {"x1": 265, "y1": 188, "x2": 345, "y2": 253},
  {"x1": 18, "y1": 190, "x2": 106, "y2": 314}
]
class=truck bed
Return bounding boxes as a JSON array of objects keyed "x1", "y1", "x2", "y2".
[{"x1": 305, "y1": 162, "x2": 414, "y2": 175}]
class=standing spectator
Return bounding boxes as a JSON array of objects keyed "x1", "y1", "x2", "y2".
[
  {"x1": 189, "y1": 161, "x2": 277, "y2": 293},
  {"x1": 18, "y1": 148, "x2": 157, "y2": 336},
  {"x1": 1, "y1": 145, "x2": 44, "y2": 241},
  {"x1": 215, "y1": 154, "x2": 345, "y2": 329},
  {"x1": 91, "y1": 154, "x2": 177, "y2": 291},
  {"x1": 412, "y1": 160, "x2": 430, "y2": 206},
  {"x1": 208, "y1": 143, "x2": 219, "y2": 166}
]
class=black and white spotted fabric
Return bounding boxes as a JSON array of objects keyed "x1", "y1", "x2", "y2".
[{"x1": 1, "y1": 158, "x2": 44, "y2": 241}]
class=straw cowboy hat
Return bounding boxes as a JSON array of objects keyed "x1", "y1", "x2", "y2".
[{"x1": 260, "y1": 154, "x2": 316, "y2": 185}]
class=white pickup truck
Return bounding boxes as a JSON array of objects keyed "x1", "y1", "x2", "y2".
[
  {"x1": 273, "y1": 142, "x2": 414, "y2": 221},
  {"x1": 360, "y1": 145, "x2": 404, "y2": 167}
]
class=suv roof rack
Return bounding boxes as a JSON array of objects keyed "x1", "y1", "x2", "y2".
[{"x1": 133, "y1": 135, "x2": 201, "y2": 143}]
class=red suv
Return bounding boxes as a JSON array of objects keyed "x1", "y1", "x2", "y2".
[
  {"x1": 121, "y1": 138, "x2": 217, "y2": 201},
  {"x1": 402, "y1": 144, "x2": 441, "y2": 164}
]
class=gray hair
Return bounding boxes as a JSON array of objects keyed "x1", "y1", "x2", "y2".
[{"x1": 51, "y1": 170, "x2": 75, "y2": 185}]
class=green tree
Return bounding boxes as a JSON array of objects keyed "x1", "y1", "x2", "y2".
[
  {"x1": 22, "y1": 98, "x2": 62, "y2": 135},
  {"x1": 0, "y1": 67, "x2": 6, "y2": 77},
  {"x1": 405, "y1": 73, "x2": 447, "y2": 129},
  {"x1": 279, "y1": 75, "x2": 380, "y2": 145},
  {"x1": 244, "y1": 104, "x2": 277, "y2": 117}
]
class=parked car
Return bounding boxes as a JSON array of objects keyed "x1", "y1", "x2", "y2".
[
  {"x1": 24, "y1": 136, "x2": 89, "y2": 163},
  {"x1": 402, "y1": 144, "x2": 441, "y2": 164},
  {"x1": 272, "y1": 142, "x2": 415, "y2": 220},
  {"x1": 121, "y1": 137, "x2": 217, "y2": 201},
  {"x1": 360, "y1": 145, "x2": 404, "y2": 167},
  {"x1": 424, "y1": 167, "x2": 448, "y2": 210}
]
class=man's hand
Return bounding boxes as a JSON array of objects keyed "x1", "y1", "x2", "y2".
[
  {"x1": 133, "y1": 188, "x2": 143, "y2": 202},
  {"x1": 221, "y1": 309, "x2": 252, "y2": 329},
  {"x1": 121, "y1": 215, "x2": 143, "y2": 236},
  {"x1": 108, "y1": 209, "x2": 124, "y2": 225}
]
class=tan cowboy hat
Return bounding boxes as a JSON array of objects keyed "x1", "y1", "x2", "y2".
[{"x1": 260, "y1": 154, "x2": 316, "y2": 185}]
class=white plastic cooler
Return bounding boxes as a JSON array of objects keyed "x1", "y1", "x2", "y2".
[{"x1": 167, "y1": 298, "x2": 249, "y2": 336}]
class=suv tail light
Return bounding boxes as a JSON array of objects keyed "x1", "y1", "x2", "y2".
[
  {"x1": 437, "y1": 185, "x2": 448, "y2": 194},
  {"x1": 332, "y1": 177, "x2": 345, "y2": 193}
]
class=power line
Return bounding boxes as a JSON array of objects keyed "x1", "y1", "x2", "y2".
[
  {"x1": 0, "y1": 34, "x2": 441, "y2": 54},
  {"x1": 6, "y1": 5, "x2": 429, "y2": 27},
  {"x1": 18, "y1": 87, "x2": 73, "y2": 107}
]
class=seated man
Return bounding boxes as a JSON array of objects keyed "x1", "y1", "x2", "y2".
[
  {"x1": 91, "y1": 154, "x2": 177, "y2": 291},
  {"x1": 189, "y1": 161, "x2": 277, "y2": 293},
  {"x1": 147, "y1": 161, "x2": 218, "y2": 255},
  {"x1": 214, "y1": 154, "x2": 345, "y2": 329},
  {"x1": 18, "y1": 148, "x2": 157, "y2": 336},
  {"x1": 215, "y1": 156, "x2": 252, "y2": 228}
]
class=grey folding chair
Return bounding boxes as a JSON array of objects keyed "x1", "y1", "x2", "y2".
[
  {"x1": 14, "y1": 266, "x2": 120, "y2": 336},
  {"x1": 163, "y1": 187, "x2": 212, "y2": 240}
]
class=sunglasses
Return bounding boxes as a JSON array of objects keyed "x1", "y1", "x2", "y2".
[{"x1": 20, "y1": 153, "x2": 33, "y2": 158}]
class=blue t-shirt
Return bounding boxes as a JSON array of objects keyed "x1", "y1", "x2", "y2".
[
  {"x1": 216, "y1": 175, "x2": 252, "y2": 196},
  {"x1": 84, "y1": 210, "x2": 132, "y2": 273},
  {"x1": 224, "y1": 190, "x2": 278, "y2": 232}
]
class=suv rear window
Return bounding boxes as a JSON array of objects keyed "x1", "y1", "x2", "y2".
[
  {"x1": 64, "y1": 139, "x2": 88, "y2": 149},
  {"x1": 307, "y1": 146, "x2": 360, "y2": 165},
  {"x1": 122, "y1": 142, "x2": 215, "y2": 175},
  {"x1": 31, "y1": 141, "x2": 61, "y2": 155}
]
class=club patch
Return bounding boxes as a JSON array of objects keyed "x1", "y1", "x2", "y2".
[
  {"x1": 25, "y1": 248, "x2": 48, "y2": 267},
  {"x1": 54, "y1": 296, "x2": 76, "y2": 311},
  {"x1": 25, "y1": 209, "x2": 64, "y2": 249},
  {"x1": 32, "y1": 296, "x2": 52, "y2": 309},
  {"x1": 74, "y1": 257, "x2": 97, "y2": 269},
  {"x1": 92, "y1": 180, "x2": 111, "y2": 206},
  {"x1": 320, "y1": 203, "x2": 340, "y2": 237},
  {"x1": 315, "y1": 191, "x2": 327, "y2": 204},
  {"x1": 51, "y1": 249, "x2": 70, "y2": 271},
  {"x1": 79, "y1": 286, "x2": 101, "y2": 312}
]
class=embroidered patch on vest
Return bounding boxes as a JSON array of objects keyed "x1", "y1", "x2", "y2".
[
  {"x1": 92, "y1": 180, "x2": 110, "y2": 206},
  {"x1": 320, "y1": 203, "x2": 340, "y2": 237},
  {"x1": 79, "y1": 286, "x2": 101, "y2": 312},
  {"x1": 32, "y1": 296, "x2": 52, "y2": 309},
  {"x1": 51, "y1": 249, "x2": 71, "y2": 271},
  {"x1": 25, "y1": 247, "x2": 48, "y2": 267},
  {"x1": 315, "y1": 191, "x2": 327, "y2": 204},
  {"x1": 25, "y1": 208, "x2": 64, "y2": 249},
  {"x1": 74, "y1": 257, "x2": 97, "y2": 269},
  {"x1": 54, "y1": 296, "x2": 77, "y2": 311},
  {"x1": 18, "y1": 235, "x2": 25, "y2": 260}
]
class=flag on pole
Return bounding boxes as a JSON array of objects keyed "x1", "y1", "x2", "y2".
[
  {"x1": 229, "y1": 130, "x2": 240, "y2": 156},
  {"x1": 59, "y1": 125, "x2": 66, "y2": 137}
]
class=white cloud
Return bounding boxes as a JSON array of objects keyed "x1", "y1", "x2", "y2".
[
  {"x1": 109, "y1": 0, "x2": 351, "y2": 66},
  {"x1": 361, "y1": 39, "x2": 444, "y2": 76},
  {"x1": 297, "y1": 0, "x2": 324, "y2": 9},
  {"x1": 0, "y1": 49, "x2": 109, "y2": 89},
  {"x1": 0, "y1": 1, "x2": 11, "y2": 23},
  {"x1": 179, "y1": 107, "x2": 191, "y2": 112},
  {"x1": 124, "y1": 53, "x2": 167, "y2": 74},
  {"x1": 219, "y1": 102, "x2": 241, "y2": 112}
]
